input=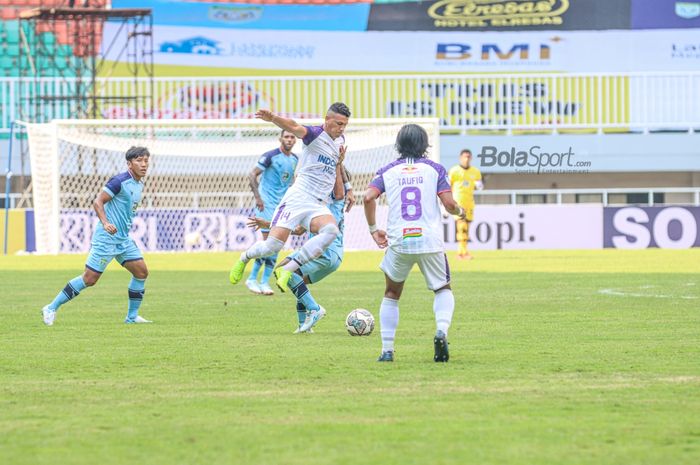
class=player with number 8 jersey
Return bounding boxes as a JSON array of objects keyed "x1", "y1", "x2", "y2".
[
  {"x1": 368, "y1": 156, "x2": 451, "y2": 254},
  {"x1": 364, "y1": 124, "x2": 467, "y2": 363}
]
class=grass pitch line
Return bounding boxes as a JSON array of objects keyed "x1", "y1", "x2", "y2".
[{"x1": 598, "y1": 287, "x2": 698, "y2": 299}]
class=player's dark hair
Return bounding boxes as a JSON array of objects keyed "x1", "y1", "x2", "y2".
[
  {"x1": 125, "y1": 146, "x2": 150, "y2": 161},
  {"x1": 395, "y1": 124, "x2": 429, "y2": 159},
  {"x1": 327, "y1": 102, "x2": 351, "y2": 118},
  {"x1": 460, "y1": 149, "x2": 472, "y2": 156},
  {"x1": 280, "y1": 129, "x2": 294, "y2": 138}
]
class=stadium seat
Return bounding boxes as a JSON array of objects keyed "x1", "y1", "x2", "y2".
[
  {"x1": 40, "y1": 32, "x2": 55, "y2": 45},
  {"x1": 4, "y1": 21, "x2": 19, "y2": 44},
  {"x1": 57, "y1": 44, "x2": 72, "y2": 57},
  {"x1": 0, "y1": 56, "x2": 13, "y2": 69}
]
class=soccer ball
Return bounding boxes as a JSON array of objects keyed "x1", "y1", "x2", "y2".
[
  {"x1": 345, "y1": 309, "x2": 375, "y2": 336},
  {"x1": 184, "y1": 231, "x2": 202, "y2": 247}
]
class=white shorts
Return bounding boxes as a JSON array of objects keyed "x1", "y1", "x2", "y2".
[
  {"x1": 380, "y1": 247, "x2": 451, "y2": 291},
  {"x1": 270, "y1": 189, "x2": 332, "y2": 231}
]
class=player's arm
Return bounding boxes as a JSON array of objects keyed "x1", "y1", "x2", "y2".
[
  {"x1": 475, "y1": 172, "x2": 484, "y2": 191},
  {"x1": 255, "y1": 109, "x2": 307, "y2": 139},
  {"x1": 341, "y1": 166, "x2": 355, "y2": 213},
  {"x1": 247, "y1": 216, "x2": 305, "y2": 235},
  {"x1": 438, "y1": 191, "x2": 467, "y2": 221},
  {"x1": 93, "y1": 191, "x2": 117, "y2": 234},
  {"x1": 363, "y1": 187, "x2": 388, "y2": 248},
  {"x1": 248, "y1": 166, "x2": 264, "y2": 211},
  {"x1": 333, "y1": 158, "x2": 345, "y2": 202}
]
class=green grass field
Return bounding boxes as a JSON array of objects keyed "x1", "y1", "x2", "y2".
[{"x1": 1, "y1": 249, "x2": 699, "y2": 465}]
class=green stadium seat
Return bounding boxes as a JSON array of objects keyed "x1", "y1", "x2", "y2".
[
  {"x1": 53, "y1": 56, "x2": 68, "y2": 69},
  {"x1": 57, "y1": 44, "x2": 72, "y2": 57},
  {"x1": 41, "y1": 43, "x2": 56, "y2": 54},
  {"x1": 0, "y1": 56, "x2": 14, "y2": 69},
  {"x1": 5, "y1": 25, "x2": 19, "y2": 45},
  {"x1": 40, "y1": 32, "x2": 55, "y2": 45}
]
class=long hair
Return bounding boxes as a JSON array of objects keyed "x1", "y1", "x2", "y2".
[{"x1": 395, "y1": 124, "x2": 429, "y2": 159}]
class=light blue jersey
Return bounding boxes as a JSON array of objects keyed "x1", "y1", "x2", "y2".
[
  {"x1": 324, "y1": 198, "x2": 345, "y2": 261},
  {"x1": 96, "y1": 171, "x2": 144, "y2": 243},
  {"x1": 257, "y1": 148, "x2": 298, "y2": 213},
  {"x1": 86, "y1": 171, "x2": 144, "y2": 273}
]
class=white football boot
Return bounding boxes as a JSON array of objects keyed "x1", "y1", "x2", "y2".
[
  {"x1": 42, "y1": 305, "x2": 56, "y2": 326},
  {"x1": 245, "y1": 279, "x2": 262, "y2": 294},
  {"x1": 258, "y1": 282, "x2": 275, "y2": 296}
]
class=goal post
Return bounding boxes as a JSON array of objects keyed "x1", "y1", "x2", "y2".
[{"x1": 22, "y1": 118, "x2": 441, "y2": 254}]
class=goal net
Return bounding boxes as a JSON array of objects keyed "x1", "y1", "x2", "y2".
[{"x1": 23, "y1": 118, "x2": 440, "y2": 254}]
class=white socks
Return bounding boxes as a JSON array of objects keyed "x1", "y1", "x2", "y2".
[
  {"x1": 379, "y1": 297, "x2": 399, "y2": 352},
  {"x1": 378, "y1": 289, "x2": 453, "y2": 353},
  {"x1": 242, "y1": 236, "x2": 284, "y2": 263},
  {"x1": 433, "y1": 289, "x2": 454, "y2": 336},
  {"x1": 283, "y1": 224, "x2": 338, "y2": 272}
]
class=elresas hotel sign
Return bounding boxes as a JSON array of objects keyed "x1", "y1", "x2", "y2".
[
  {"x1": 428, "y1": 0, "x2": 569, "y2": 28},
  {"x1": 367, "y1": 0, "x2": 631, "y2": 31}
]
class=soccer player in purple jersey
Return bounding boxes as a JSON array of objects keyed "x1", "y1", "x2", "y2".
[
  {"x1": 229, "y1": 103, "x2": 351, "y2": 328},
  {"x1": 364, "y1": 124, "x2": 466, "y2": 362}
]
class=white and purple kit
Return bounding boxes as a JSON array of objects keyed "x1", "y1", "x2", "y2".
[
  {"x1": 368, "y1": 158, "x2": 452, "y2": 290},
  {"x1": 270, "y1": 125, "x2": 345, "y2": 231}
]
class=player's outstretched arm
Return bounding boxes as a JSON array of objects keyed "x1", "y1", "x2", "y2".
[
  {"x1": 364, "y1": 188, "x2": 388, "y2": 248},
  {"x1": 438, "y1": 191, "x2": 467, "y2": 221},
  {"x1": 247, "y1": 216, "x2": 305, "y2": 235},
  {"x1": 255, "y1": 109, "x2": 308, "y2": 139},
  {"x1": 248, "y1": 167, "x2": 264, "y2": 211},
  {"x1": 93, "y1": 191, "x2": 117, "y2": 234}
]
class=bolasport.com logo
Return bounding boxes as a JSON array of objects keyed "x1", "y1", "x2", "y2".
[{"x1": 477, "y1": 145, "x2": 592, "y2": 173}]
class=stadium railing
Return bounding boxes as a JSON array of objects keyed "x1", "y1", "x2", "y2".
[
  {"x1": 49, "y1": 187, "x2": 700, "y2": 209},
  {"x1": 0, "y1": 72, "x2": 699, "y2": 135}
]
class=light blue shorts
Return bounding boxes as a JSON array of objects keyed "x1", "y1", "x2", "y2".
[
  {"x1": 257, "y1": 202, "x2": 278, "y2": 233},
  {"x1": 86, "y1": 236, "x2": 143, "y2": 273},
  {"x1": 292, "y1": 249, "x2": 342, "y2": 284}
]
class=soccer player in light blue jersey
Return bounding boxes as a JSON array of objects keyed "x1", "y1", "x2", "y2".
[
  {"x1": 247, "y1": 167, "x2": 355, "y2": 333},
  {"x1": 41, "y1": 147, "x2": 152, "y2": 326},
  {"x1": 245, "y1": 130, "x2": 298, "y2": 296}
]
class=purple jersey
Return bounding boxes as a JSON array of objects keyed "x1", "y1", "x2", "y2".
[{"x1": 369, "y1": 158, "x2": 451, "y2": 254}]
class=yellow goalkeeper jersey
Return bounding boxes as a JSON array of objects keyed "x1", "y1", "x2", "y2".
[{"x1": 448, "y1": 165, "x2": 482, "y2": 206}]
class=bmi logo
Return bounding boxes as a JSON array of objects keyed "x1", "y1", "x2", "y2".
[{"x1": 436, "y1": 40, "x2": 558, "y2": 61}]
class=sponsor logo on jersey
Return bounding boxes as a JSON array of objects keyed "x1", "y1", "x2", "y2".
[
  {"x1": 403, "y1": 227, "x2": 423, "y2": 239},
  {"x1": 402, "y1": 166, "x2": 419, "y2": 173}
]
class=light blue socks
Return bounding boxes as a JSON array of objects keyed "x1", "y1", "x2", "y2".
[
  {"x1": 49, "y1": 275, "x2": 87, "y2": 311},
  {"x1": 126, "y1": 277, "x2": 146, "y2": 322}
]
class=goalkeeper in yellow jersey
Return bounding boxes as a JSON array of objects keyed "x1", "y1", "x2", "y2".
[{"x1": 448, "y1": 149, "x2": 483, "y2": 260}]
